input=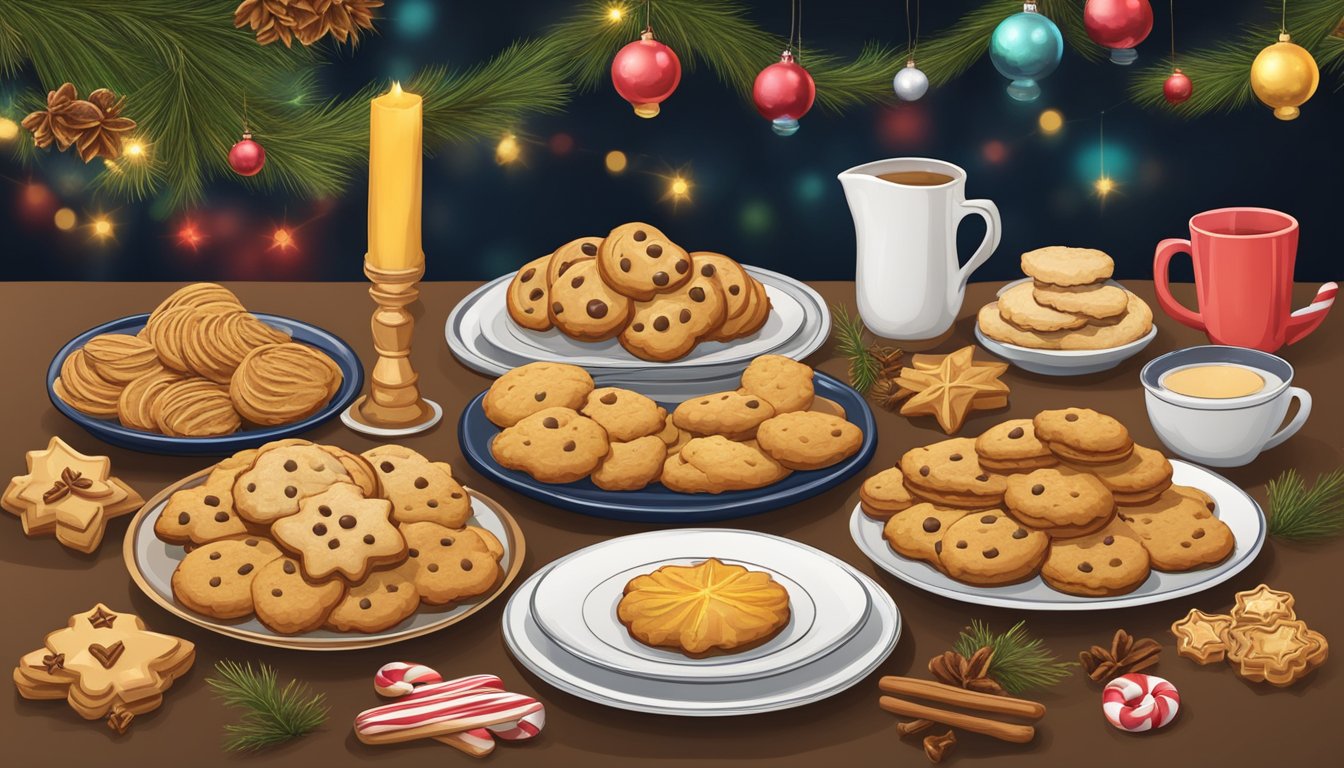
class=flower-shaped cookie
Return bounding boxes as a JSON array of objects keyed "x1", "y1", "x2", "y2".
[{"x1": 271, "y1": 483, "x2": 406, "y2": 582}]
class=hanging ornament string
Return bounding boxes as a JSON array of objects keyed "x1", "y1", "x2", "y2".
[
  {"x1": 752, "y1": 0, "x2": 816, "y2": 136},
  {"x1": 1094, "y1": 111, "x2": 1115, "y2": 205},
  {"x1": 894, "y1": 0, "x2": 930, "y2": 101},
  {"x1": 1250, "y1": 0, "x2": 1320, "y2": 120},
  {"x1": 1163, "y1": 0, "x2": 1193, "y2": 105},
  {"x1": 228, "y1": 95, "x2": 266, "y2": 177}
]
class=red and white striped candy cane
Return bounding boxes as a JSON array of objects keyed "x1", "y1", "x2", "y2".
[
  {"x1": 362, "y1": 663, "x2": 544, "y2": 747},
  {"x1": 374, "y1": 662, "x2": 445, "y2": 697},
  {"x1": 355, "y1": 689, "x2": 544, "y2": 744},
  {"x1": 1102, "y1": 674, "x2": 1180, "y2": 732}
]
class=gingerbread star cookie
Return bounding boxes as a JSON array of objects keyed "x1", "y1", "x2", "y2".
[
  {"x1": 1170, "y1": 584, "x2": 1328, "y2": 687},
  {"x1": 891, "y1": 346, "x2": 1010, "y2": 434},
  {"x1": 1231, "y1": 583, "x2": 1296, "y2": 625},
  {"x1": 12, "y1": 604, "x2": 195, "y2": 732},
  {"x1": 1171, "y1": 609, "x2": 1235, "y2": 664},
  {"x1": 2, "y1": 437, "x2": 143, "y2": 553},
  {"x1": 270, "y1": 483, "x2": 406, "y2": 582}
]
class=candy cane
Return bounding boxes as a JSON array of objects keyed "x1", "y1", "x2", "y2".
[
  {"x1": 361, "y1": 663, "x2": 544, "y2": 748},
  {"x1": 355, "y1": 689, "x2": 544, "y2": 745},
  {"x1": 1102, "y1": 674, "x2": 1180, "y2": 732},
  {"x1": 374, "y1": 662, "x2": 445, "y2": 697},
  {"x1": 1290, "y1": 281, "x2": 1338, "y2": 320}
]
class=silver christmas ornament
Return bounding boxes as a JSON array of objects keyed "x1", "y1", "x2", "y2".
[{"x1": 893, "y1": 59, "x2": 929, "y2": 101}]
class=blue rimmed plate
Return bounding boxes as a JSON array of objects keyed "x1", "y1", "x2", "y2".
[
  {"x1": 458, "y1": 370, "x2": 877, "y2": 523},
  {"x1": 47, "y1": 313, "x2": 363, "y2": 456}
]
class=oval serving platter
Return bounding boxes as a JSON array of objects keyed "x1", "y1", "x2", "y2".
[{"x1": 124, "y1": 467, "x2": 526, "y2": 651}]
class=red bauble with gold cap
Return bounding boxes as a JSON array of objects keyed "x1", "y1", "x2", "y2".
[{"x1": 611, "y1": 27, "x2": 682, "y2": 118}]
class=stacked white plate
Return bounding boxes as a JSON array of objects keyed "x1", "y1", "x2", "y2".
[
  {"x1": 447, "y1": 266, "x2": 831, "y2": 399},
  {"x1": 502, "y1": 529, "x2": 901, "y2": 716}
]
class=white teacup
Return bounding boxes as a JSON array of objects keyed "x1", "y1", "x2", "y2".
[{"x1": 1140, "y1": 346, "x2": 1311, "y2": 467}]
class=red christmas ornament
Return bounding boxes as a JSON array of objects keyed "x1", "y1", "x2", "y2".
[
  {"x1": 752, "y1": 50, "x2": 815, "y2": 136},
  {"x1": 228, "y1": 131, "x2": 266, "y2": 176},
  {"x1": 611, "y1": 27, "x2": 681, "y2": 118},
  {"x1": 1084, "y1": 0, "x2": 1154, "y2": 65},
  {"x1": 1163, "y1": 68, "x2": 1193, "y2": 105}
]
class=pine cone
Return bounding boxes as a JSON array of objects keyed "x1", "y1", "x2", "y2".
[
  {"x1": 292, "y1": 0, "x2": 383, "y2": 46},
  {"x1": 22, "y1": 83, "x2": 134, "y2": 161},
  {"x1": 235, "y1": 0, "x2": 301, "y2": 47},
  {"x1": 75, "y1": 89, "x2": 137, "y2": 162},
  {"x1": 928, "y1": 647, "x2": 1006, "y2": 696},
  {"x1": 1079, "y1": 629, "x2": 1161, "y2": 683}
]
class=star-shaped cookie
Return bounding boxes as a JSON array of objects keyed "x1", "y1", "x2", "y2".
[
  {"x1": 1231, "y1": 583, "x2": 1296, "y2": 625},
  {"x1": 893, "y1": 346, "x2": 1010, "y2": 434},
  {"x1": 1171, "y1": 609, "x2": 1235, "y2": 664},
  {"x1": 13, "y1": 604, "x2": 195, "y2": 732},
  {"x1": 271, "y1": 483, "x2": 407, "y2": 582},
  {"x1": 1225, "y1": 618, "x2": 1328, "y2": 687},
  {"x1": 2, "y1": 437, "x2": 143, "y2": 552}
]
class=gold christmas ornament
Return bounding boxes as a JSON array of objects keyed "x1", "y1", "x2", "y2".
[{"x1": 1250, "y1": 32, "x2": 1319, "y2": 121}]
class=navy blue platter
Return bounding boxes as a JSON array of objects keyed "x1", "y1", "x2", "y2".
[
  {"x1": 46, "y1": 313, "x2": 363, "y2": 456},
  {"x1": 458, "y1": 370, "x2": 877, "y2": 523}
]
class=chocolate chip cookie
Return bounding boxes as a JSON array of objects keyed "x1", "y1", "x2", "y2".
[
  {"x1": 740, "y1": 354, "x2": 815, "y2": 414},
  {"x1": 974, "y1": 419, "x2": 1058, "y2": 473},
  {"x1": 937, "y1": 510, "x2": 1048, "y2": 586},
  {"x1": 505, "y1": 255, "x2": 554, "y2": 331},
  {"x1": 401, "y1": 522, "x2": 504, "y2": 606},
  {"x1": 1004, "y1": 467, "x2": 1114, "y2": 534},
  {"x1": 1067, "y1": 444, "x2": 1173, "y2": 506},
  {"x1": 483, "y1": 362, "x2": 594, "y2": 428},
  {"x1": 1040, "y1": 518, "x2": 1151, "y2": 597},
  {"x1": 597, "y1": 222, "x2": 693, "y2": 300},
  {"x1": 546, "y1": 236, "x2": 602, "y2": 285},
  {"x1": 1118, "y1": 488, "x2": 1235, "y2": 572},
  {"x1": 325, "y1": 561, "x2": 421, "y2": 633},
  {"x1": 251, "y1": 556, "x2": 345, "y2": 634},
  {"x1": 171, "y1": 537, "x2": 283, "y2": 619},
  {"x1": 672, "y1": 390, "x2": 776, "y2": 441},
  {"x1": 883, "y1": 503, "x2": 973, "y2": 568},
  {"x1": 270, "y1": 483, "x2": 407, "y2": 583},
  {"x1": 860, "y1": 467, "x2": 916, "y2": 519},
  {"x1": 592, "y1": 435, "x2": 668, "y2": 491},
  {"x1": 547, "y1": 258, "x2": 634, "y2": 341},
  {"x1": 581, "y1": 387, "x2": 667, "y2": 442},
  {"x1": 490, "y1": 406, "x2": 610, "y2": 484},
  {"x1": 618, "y1": 267, "x2": 727, "y2": 361},
  {"x1": 900, "y1": 438, "x2": 1007, "y2": 509},
  {"x1": 1033, "y1": 407, "x2": 1133, "y2": 464},
  {"x1": 755, "y1": 411, "x2": 862, "y2": 470}
]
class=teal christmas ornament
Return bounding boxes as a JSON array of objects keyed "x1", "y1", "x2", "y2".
[{"x1": 989, "y1": 3, "x2": 1064, "y2": 102}]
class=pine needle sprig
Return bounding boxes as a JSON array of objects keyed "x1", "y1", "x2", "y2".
[
  {"x1": 206, "y1": 660, "x2": 329, "y2": 752},
  {"x1": 1267, "y1": 468, "x2": 1344, "y2": 540},
  {"x1": 830, "y1": 303, "x2": 881, "y2": 394},
  {"x1": 953, "y1": 620, "x2": 1074, "y2": 695}
]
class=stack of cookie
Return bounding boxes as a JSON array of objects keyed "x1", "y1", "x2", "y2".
[
  {"x1": 1172, "y1": 584, "x2": 1329, "y2": 687},
  {"x1": 506, "y1": 223, "x2": 772, "y2": 361},
  {"x1": 3, "y1": 437, "x2": 143, "y2": 553},
  {"x1": 159, "y1": 440, "x2": 505, "y2": 635},
  {"x1": 54, "y1": 283, "x2": 343, "y2": 436},
  {"x1": 485, "y1": 356, "x2": 863, "y2": 493},
  {"x1": 13, "y1": 604, "x2": 195, "y2": 733},
  {"x1": 977, "y1": 247, "x2": 1154, "y2": 350},
  {"x1": 863, "y1": 407, "x2": 1236, "y2": 597}
]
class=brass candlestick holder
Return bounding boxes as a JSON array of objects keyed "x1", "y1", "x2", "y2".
[{"x1": 341, "y1": 259, "x2": 442, "y2": 436}]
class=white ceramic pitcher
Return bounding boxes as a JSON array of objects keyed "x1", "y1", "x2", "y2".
[{"x1": 838, "y1": 158, "x2": 1001, "y2": 340}]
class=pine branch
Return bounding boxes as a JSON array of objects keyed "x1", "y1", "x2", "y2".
[
  {"x1": 1267, "y1": 468, "x2": 1344, "y2": 540},
  {"x1": 207, "y1": 660, "x2": 329, "y2": 752},
  {"x1": 830, "y1": 303, "x2": 881, "y2": 394},
  {"x1": 953, "y1": 620, "x2": 1074, "y2": 695},
  {"x1": 1129, "y1": 0, "x2": 1344, "y2": 115}
]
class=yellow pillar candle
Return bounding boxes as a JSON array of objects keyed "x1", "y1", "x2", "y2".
[{"x1": 368, "y1": 82, "x2": 423, "y2": 270}]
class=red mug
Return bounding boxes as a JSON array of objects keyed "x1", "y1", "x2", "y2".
[{"x1": 1154, "y1": 207, "x2": 1336, "y2": 352}]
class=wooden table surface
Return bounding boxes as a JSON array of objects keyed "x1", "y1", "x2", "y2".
[{"x1": 1, "y1": 280, "x2": 1340, "y2": 767}]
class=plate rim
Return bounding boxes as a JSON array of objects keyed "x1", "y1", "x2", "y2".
[
  {"x1": 123, "y1": 466, "x2": 527, "y2": 650},
  {"x1": 848, "y1": 459, "x2": 1267, "y2": 611},
  {"x1": 456, "y1": 370, "x2": 878, "y2": 522},
  {"x1": 46, "y1": 312, "x2": 364, "y2": 454}
]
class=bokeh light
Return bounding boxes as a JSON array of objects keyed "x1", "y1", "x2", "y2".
[
  {"x1": 605, "y1": 150, "x2": 628, "y2": 173},
  {"x1": 124, "y1": 140, "x2": 146, "y2": 159},
  {"x1": 271, "y1": 227, "x2": 295, "y2": 250},
  {"x1": 1038, "y1": 109, "x2": 1063, "y2": 135},
  {"x1": 53, "y1": 208, "x2": 77, "y2": 231},
  {"x1": 495, "y1": 134, "x2": 521, "y2": 165},
  {"x1": 740, "y1": 199, "x2": 773, "y2": 236},
  {"x1": 393, "y1": 0, "x2": 436, "y2": 39},
  {"x1": 794, "y1": 172, "x2": 827, "y2": 203},
  {"x1": 20, "y1": 183, "x2": 57, "y2": 218},
  {"x1": 982, "y1": 140, "x2": 1008, "y2": 164},
  {"x1": 607, "y1": 5, "x2": 625, "y2": 22},
  {"x1": 1094, "y1": 176, "x2": 1116, "y2": 198},
  {"x1": 878, "y1": 104, "x2": 930, "y2": 149},
  {"x1": 90, "y1": 215, "x2": 114, "y2": 240},
  {"x1": 0, "y1": 117, "x2": 18, "y2": 141},
  {"x1": 669, "y1": 176, "x2": 690, "y2": 199},
  {"x1": 178, "y1": 220, "x2": 204, "y2": 250},
  {"x1": 549, "y1": 133, "x2": 574, "y2": 156}
]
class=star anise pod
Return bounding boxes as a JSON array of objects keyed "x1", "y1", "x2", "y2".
[
  {"x1": 292, "y1": 0, "x2": 383, "y2": 46},
  {"x1": 234, "y1": 0, "x2": 300, "y2": 47},
  {"x1": 1079, "y1": 629, "x2": 1161, "y2": 682},
  {"x1": 928, "y1": 646, "x2": 1006, "y2": 696},
  {"x1": 870, "y1": 345, "x2": 904, "y2": 377},
  {"x1": 870, "y1": 376, "x2": 911, "y2": 412},
  {"x1": 73, "y1": 89, "x2": 136, "y2": 162},
  {"x1": 22, "y1": 83, "x2": 100, "y2": 151}
]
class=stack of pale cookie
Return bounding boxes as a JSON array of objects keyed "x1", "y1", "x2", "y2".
[
  {"x1": 159, "y1": 440, "x2": 505, "y2": 635},
  {"x1": 485, "y1": 356, "x2": 863, "y2": 493},
  {"x1": 862, "y1": 407, "x2": 1235, "y2": 597},
  {"x1": 54, "y1": 283, "x2": 343, "y2": 436},
  {"x1": 506, "y1": 222, "x2": 772, "y2": 361},
  {"x1": 977, "y1": 247, "x2": 1154, "y2": 350}
]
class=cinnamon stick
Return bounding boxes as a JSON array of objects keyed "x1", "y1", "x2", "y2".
[
  {"x1": 879, "y1": 696, "x2": 1036, "y2": 744},
  {"x1": 878, "y1": 676, "x2": 1046, "y2": 720}
]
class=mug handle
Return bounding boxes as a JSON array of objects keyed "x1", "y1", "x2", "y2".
[
  {"x1": 1153, "y1": 238, "x2": 1206, "y2": 331},
  {"x1": 1262, "y1": 387, "x2": 1311, "y2": 452},
  {"x1": 956, "y1": 198, "x2": 1001, "y2": 291}
]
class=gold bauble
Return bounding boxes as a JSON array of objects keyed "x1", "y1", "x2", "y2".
[{"x1": 1250, "y1": 32, "x2": 1319, "y2": 121}]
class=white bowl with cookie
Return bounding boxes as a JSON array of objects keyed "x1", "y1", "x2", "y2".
[{"x1": 976, "y1": 274, "x2": 1157, "y2": 376}]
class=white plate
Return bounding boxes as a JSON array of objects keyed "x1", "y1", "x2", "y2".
[
  {"x1": 125, "y1": 471, "x2": 525, "y2": 650},
  {"x1": 503, "y1": 557, "x2": 900, "y2": 716},
  {"x1": 529, "y1": 529, "x2": 871, "y2": 682},
  {"x1": 849, "y1": 460, "x2": 1265, "y2": 611},
  {"x1": 975, "y1": 278, "x2": 1158, "y2": 376},
  {"x1": 446, "y1": 265, "x2": 831, "y2": 383}
]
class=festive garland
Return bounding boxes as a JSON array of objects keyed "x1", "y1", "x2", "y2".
[{"x1": 2, "y1": 0, "x2": 1341, "y2": 209}]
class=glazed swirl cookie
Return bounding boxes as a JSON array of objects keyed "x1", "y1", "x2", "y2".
[
  {"x1": 150, "y1": 282, "x2": 243, "y2": 319},
  {"x1": 55, "y1": 349, "x2": 123, "y2": 417},
  {"x1": 117, "y1": 370, "x2": 185, "y2": 432},
  {"x1": 506, "y1": 255, "x2": 554, "y2": 331},
  {"x1": 597, "y1": 222, "x2": 692, "y2": 300},
  {"x1": 618, "y1": 266, "x2": 727, "y2": 362},
  {"x1": 937, "y1": 510, "x2": 1049, "y2": 586},
  {"x1": 229, "y1": 342, "x2": 343, "y2": 426},
  {"x1": 81, "y1": 333, "x2": 163, "y2": 385},
  {"x1": 547, "y1": 259, "x2": 633, "y2": 341},
  {"x1": 152, "y1": 377, "x2": 241, "y2": 437},
  {"x1": 491, "y1": 407, "x2": 611, "y2": 484},
  {"x1": 183, "y1": 309, "x2": 290, "y2": 384},
  {"x1": 672, "y1": 390, "x2": 776, "y2": 441},
  {"x1": 483, "y1": 362, "x2": 595, "y2": 428}
]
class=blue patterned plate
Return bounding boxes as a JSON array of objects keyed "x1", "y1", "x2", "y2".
[
  {"x1": 47, "y1": 313, "x2": 363, "y2": 455},
  {"x1": 459, "y1": 371, "x2": 876, "y2": 523}
]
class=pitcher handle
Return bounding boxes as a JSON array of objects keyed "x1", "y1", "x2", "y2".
[
  {"x1": 956, "y1": 198, "x2": 1001, "y2": 292},
  {"x1": 1153, "y1": 238, "x2": 1206, "y2": 331},
  {"x1": 1263, "y1": 387, "x2": 1312, "y2": 452},
  {"x1": 1285, "y1": 282, "x2": 1338, "y2": 345}
]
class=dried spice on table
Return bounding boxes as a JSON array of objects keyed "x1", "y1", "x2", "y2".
[{"x1": 1079, "y1": 629, "x2": 1162, "y2": 682}]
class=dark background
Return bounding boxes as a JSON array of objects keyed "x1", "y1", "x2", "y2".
[{"x1": 1, "y1": 0, "x2": 1340, "y2": 284}]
